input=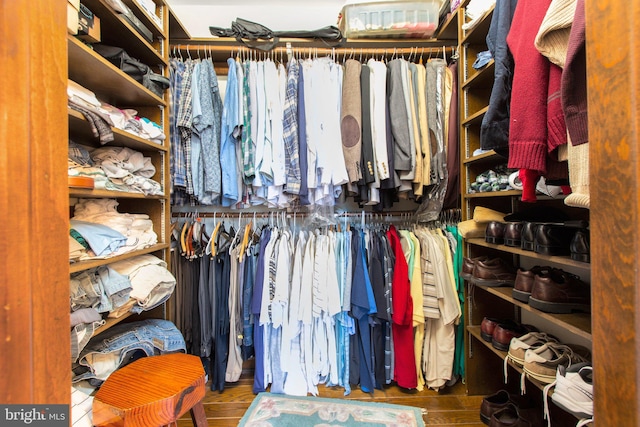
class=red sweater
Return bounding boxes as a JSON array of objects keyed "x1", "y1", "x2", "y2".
[
  {"x1": 386, "y1": 225, "x2": 417, "y2": 389},
  {"x1": 507, "y1": 0, "x2": 567, "y2": 175}
]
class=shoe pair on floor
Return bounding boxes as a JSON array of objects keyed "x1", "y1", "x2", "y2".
[{"x1": 481, "y1": 389, "x2": 540, "y2": 426}]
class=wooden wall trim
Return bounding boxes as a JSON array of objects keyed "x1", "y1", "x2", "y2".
[
  {"x1": 0, "y1": 0, "x2": 70, "y2": 403},
  {"x1": 586, "y1": 0, "x2": 640, "y2": 424}
]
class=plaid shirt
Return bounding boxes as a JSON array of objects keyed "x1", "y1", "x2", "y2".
[
  {"x1": 283, "y1": 59, "x2": 301, "y2": 195},
  {"x1": 241, "y1": 60, "x2": 255, "y2": 184},
  {"x1": 169, "y1": 59, "x2": 186, "y2": 190},
  {"x1": 176, "y1": 59, "x2": 195, "y2": 196}
]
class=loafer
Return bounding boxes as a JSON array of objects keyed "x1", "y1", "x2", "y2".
[
  {"x1": 534, "y1": 224, "x2": 575, "y2": 256},
  {"x1": 480, "y1": 390, "x2": 536, "y2": 425},
  {"x1": 461, "y1": 255, "x2": 490, "y2": 281},
  {"x1": 512, "y1": 266, "x2": 553, "y2": 303},
  {"x1": 504, "y1": 222, "x2": 524, "y2": 247},
  {"x1": 529, "y1": 269, "x2": 591, "y2": 314},
  {"x1": 489, "y1": 402, "x2": 542, "y2": 427},
  {"x1": 492, "y1": 322, "x2": 537, "y2": 352},
  {"x1": 485, "y1": 221, "x2": 507, "y2": 244},
  {"x1": 472, "y1": 258, "x2": 517, "y2": 287},
  {"x1": 520, "y1": 222, "x2": 539, "y2": 251},
  {"x1": 481, "y1": 316, "x2": 503, "y2": 342},
  {"x1": 570, "y1": 229, "x2": 590, "y2": 263}
]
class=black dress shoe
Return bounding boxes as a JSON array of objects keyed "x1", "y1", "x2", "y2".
[
  {"x1": 485, "y1": 221, "x2": 506, "y2": 244},
  {"x1": 570, "y1": 229, "x2": 590, "y2": 263},
  {"x1": 534, "y1": 224, "x2": 575, "y2": 256},
  {"x1": 504, "y1": 222, "x2": 524, "y2": 247},
  {"x1": 520, "y1": 222, "x2": 539, "y2": 251}
]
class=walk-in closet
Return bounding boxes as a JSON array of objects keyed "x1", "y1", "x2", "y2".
[{"x1": 1, "y1": 1, "x2": 638, "y2": 426}]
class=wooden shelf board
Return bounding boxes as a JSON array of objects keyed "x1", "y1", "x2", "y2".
[
  {"x1": 468, "y1": 326, "x2": 562, "y2": 393},
  {"x1": 475, "y1": 286, "x2": 592, "y2": 340},
  {"x1": 92, "y1": 311, "x2": 135, "y2": 337},
  {"x1": 463, "y1": 150, "x2": 504, "y2": 164},
  {"x1": 69, "y1": 243, "x2": 169, "y2": 274},
  {"x1": 462, "y1": 105, "x2": 489, "y2": 126},
  {"x1": 68, "y1": 109, "x2": 168, "y2": 152},
  {"x1": 68, "y1": 36, "x2": 166, "y2": 107},
  {"x1": 462, "y1": 60, "x2": 495, "y2": 90},
  {"x1": 464, "y1": 189, "x2": 521, "y2": 198},
  {"x1": 461, "y1": 5, "x2": 494, "y2": 45},
  {"x1": 69, "y1": 187, "x2": 166, "y2": 199},
  {"x1": 168, "y1": 4, "x2": 191, "y2": 40},
  {"x1": 436, "y1": 8, "x2": 460, "y2": 40},
  {"x1": 177, "y1": 37, "x2": 457, "y2": 52},
  {"x1": 121, "y1": 0, "x2": 165, "y2": 39},
  {"x1": 466, "y1": 237, "x2": 592, "y2": 270},
  {"x1": 80, "y1": 0, "x2": 166, "y2": 67}
]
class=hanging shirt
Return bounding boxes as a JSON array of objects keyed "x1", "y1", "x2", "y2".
[
  {"x1": 386, "y1": 225, "x2": 417, "y2": 389},
  {"x1": 220, "y1": 58, "x2": 240, "y2": 207},
  {"x1": 283, "y1": 59, "x2": 301, "y2": 195}
]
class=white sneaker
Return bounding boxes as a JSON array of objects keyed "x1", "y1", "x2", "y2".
[{"x1": 552, "y1": 363, "x2": 593, "y2": 418}]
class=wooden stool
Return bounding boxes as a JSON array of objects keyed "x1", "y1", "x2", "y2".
[{"x1": 92, "y1": 353, "x2": 207, "y2": 427}]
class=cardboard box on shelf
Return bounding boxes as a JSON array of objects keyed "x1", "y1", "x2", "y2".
[
  {"x1": 67, "y1": 0, "x2": 80, "y2": 35},
  {"x1": 78, "y1": 3, "x2": 101, "y2": 43}
]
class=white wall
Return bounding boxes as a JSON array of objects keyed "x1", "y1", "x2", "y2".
[{"x1": 168, "y1": 1, "x2": 346, "y2": 38}]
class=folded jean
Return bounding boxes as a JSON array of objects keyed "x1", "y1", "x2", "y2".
[
  {"x1": 72, "y1": 319, "x2": 185, "y2": 384},
  {"x1": 70, "y1": 266, "x2": 132, "y2": 313},
  {"x1": 71, "y1": 319, "x2": 105, "y2": 363},
  {"x1": 473, "y1": 50, "x2": 493, "y2": 69}
]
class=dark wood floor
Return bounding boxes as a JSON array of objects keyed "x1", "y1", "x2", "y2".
[{"x1": 177, "y1": 367, "x2": 485, "y2": 427}]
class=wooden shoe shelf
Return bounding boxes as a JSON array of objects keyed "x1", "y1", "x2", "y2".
[{"x1": 454, "y1": 0, "x2": 592, "y2": 425}]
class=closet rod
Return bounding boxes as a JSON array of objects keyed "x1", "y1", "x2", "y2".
[
  {"x1": 170, "y1": 44, "x2": 455, "y2": 59},
  {"x1": 171, "y1": 210, "x2": 418, "y2": 219}
]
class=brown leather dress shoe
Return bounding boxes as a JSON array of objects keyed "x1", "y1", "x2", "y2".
[
  {"x1": 512, "y1": 266, "x2": 553, "y2": 303},
  {"x1": 504, "y1": 222, "x2": 524, "y2": 247},
  {"x1": 485, "y1": 221, "x2": 507, "y2": 244},
  {"x1": 489, "y1": 402, "x2": 542, "y2": 427},
  {"x1": 492, "y1": 322, "x2": 536, "y2": 351},
  {"x1": 461, "y1": 255, "x2": 490, "y2": 281},
  {"x1": 480, "y1": 391, "x2": 537, "y2": 425},
  {"x1": 481, "y1": 317, "x2": 503, "y2": 342},
  {"x1": 472, "y1": 258, "x2": 517, "y2": 287},
  {"x1": 529, "y1": 269, "x2": 591, "y2": 314},
  {"x1": 520, "y1": 222, "x2": 539, "y2": 251},
  {"x1": 534, "y1": 224, "x2": 575, "y2": 256},
  {"x1": 570, "y1": 229, "x2": 590, "y2": 263}
]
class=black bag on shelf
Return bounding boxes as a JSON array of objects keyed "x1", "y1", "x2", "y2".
[
  {"x1": 209, "y1": 17, "x2": 345, "y2": 51},
  {"x1": 92, "y1": 44, "x2": 169, "y2": 97},
  {"x1": 210, "y1": 18, "x2": 279, "y2": 51}
]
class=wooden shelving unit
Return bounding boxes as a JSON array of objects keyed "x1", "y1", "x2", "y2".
[{"x1": 67, "y1": 0, "x2": 171, "y2": 341}]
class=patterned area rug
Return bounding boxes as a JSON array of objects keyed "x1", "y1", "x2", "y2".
[{"x1": 238, "y1": 392, "x2": 427, "y2": 427}]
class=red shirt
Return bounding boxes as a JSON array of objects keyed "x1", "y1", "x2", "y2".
[{"x1": 386, "y1": 225, "x2": 417, "y2": 389}]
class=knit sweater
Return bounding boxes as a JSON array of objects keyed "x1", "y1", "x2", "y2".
[
  {"x1": 507, "y1": 0, "x2": 567, "y2": 175},
  {"x1": 534, "y1": 0, "x2": 578, "y2": 68},
  {"x1": 561, "y1": 0, "x2": 588, "y2": 146}
]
